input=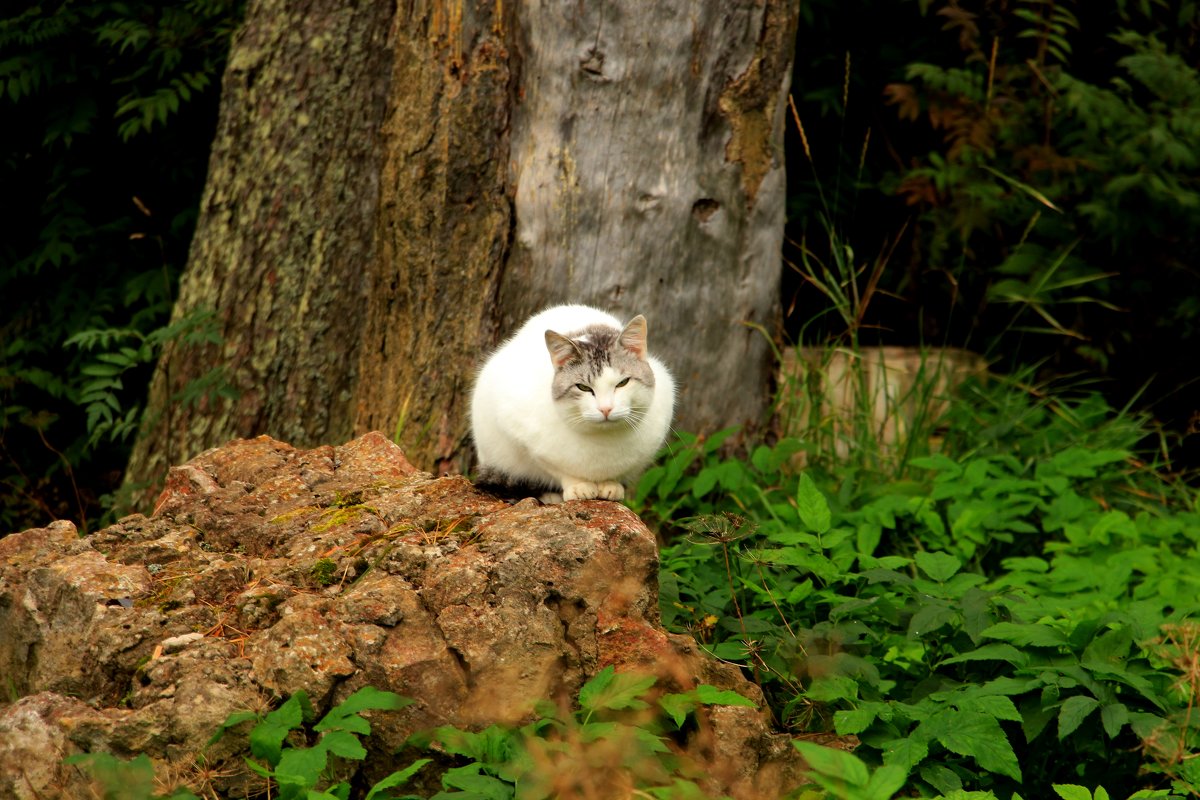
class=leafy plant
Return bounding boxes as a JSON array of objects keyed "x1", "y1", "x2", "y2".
[
  {"x1": 67, "y1": 672, "x2": 761, "y2": 800},
  {"x1": 209, "y1": 686, "x2": 426, "y2": 800},
  {"x1": 65, "y1": 308, "x2": 229, "y2": 450},
  {"x1": 646, "y1": 373, "x2": 1200, "y2": 797},
  {"x1": 874, "y1": 1, "x2": 1200, "y2": 437},
  {"x1": 792, "y1": 740, "x2": 906, "y2": 800},
  {"x1": 0, "y1": 0, "x2": 244, "y2": 533},
  {"x1": 417, "y1": 665, "x2": 758, "y2": 800},
  {"x1": 65, "y1": 752, "x2": 200, "y2": 800}
]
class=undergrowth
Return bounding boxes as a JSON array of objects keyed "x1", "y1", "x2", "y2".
[
  {"x1": 0, "y1": 0, "x2": 243, "y2": 533},
  {"x1": 68, "y1": 670, "x2": 760, "y2": 799},
  {"x1": 633, "y1": 371, "x2": 1200, "y2": 798}
]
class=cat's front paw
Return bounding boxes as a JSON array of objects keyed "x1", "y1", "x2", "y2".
[
  {"x1": 562, "y1": 481, "x2": 599, "y2": 501},
  {"x1": 596, "y1": 481, "x2": 625, "y2": 501},
  {"x1": 561, "y1": 480, "x2": 624, "y2": 501}
]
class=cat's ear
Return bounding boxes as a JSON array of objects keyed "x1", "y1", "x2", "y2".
[
  {"x1": 620, "y1": 315, "x2": 649, "y2": 361},
  {"x1": 545, "y1": 330, "x2": 581, "y2": 368}
]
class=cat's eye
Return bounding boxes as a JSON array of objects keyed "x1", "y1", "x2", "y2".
[
  {"x1": 575, "y1": 383, "x2": 593, "y2": 394},
  {"x1": 616, "y1": 377, "x2": 631, "y2": 388}
]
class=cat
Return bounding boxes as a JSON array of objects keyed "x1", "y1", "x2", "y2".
[{"x1": 471, "y1": 304, "x2": 676, "y2": 502}]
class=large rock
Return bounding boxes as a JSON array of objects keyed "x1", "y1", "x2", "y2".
[{"x1": 0, "y1": 433, "x2": 805, "y2": 798}]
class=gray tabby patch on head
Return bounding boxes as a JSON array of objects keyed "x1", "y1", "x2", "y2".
[{"x1": 544, "y1": 315, "x2": 656, "y2": 399}]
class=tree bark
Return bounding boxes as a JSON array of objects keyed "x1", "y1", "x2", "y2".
[
  {"x1": 501, "y1": 0, "x2": 796, "y2": 440},
  {"x1": 124, "y1": 0, "x2": 394, "y2": 492},
  {"x1": 126, "y1": 0, "x2": 798, "y2": 495},
  {"x1": 351, "y1": 0, "x2": 514, "y2": 477}
]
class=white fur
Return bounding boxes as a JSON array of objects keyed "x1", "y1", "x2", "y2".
[{"x1": 471, "y1": 304, "x2": 676, "y2": 502}]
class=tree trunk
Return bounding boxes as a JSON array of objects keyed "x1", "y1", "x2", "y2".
[
  {"x1": 350, "y1": 0, "x2": 514, "y2": 477},
  {"x1": 126, "y1": 0, "x2": 798, "y2": 496},
  {"x1": 500, "y1": 0, "x2": 796, "y2": 440},
  {"x1": 124, "y1": 0, "x2": 394, "y2": 493}
]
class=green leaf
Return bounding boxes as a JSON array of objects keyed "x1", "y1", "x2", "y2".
[
  {"x1": 1057, "y1": 695, "x2": 1100, "y2": 739},
  {"x1": 65, "y1": 753, "x2": 157, "y2": 798},
  {"x1": 577, "y1": 666, "x2": 655, "y2": 714},
  {"x1": 909, "y1": 603, "x2": 958, "y2": 638},
  {"x1": 881, "y1": 737, "x2": 929, "y2": 772},
  {"x1": 957, "y1": 694, "x2": 1023, "y2": 723},
  {"x1": 209, "y1": 710, "x2": 260, "y2": 745},
  {"x1": 658, "y1": 694, "x2": 693, "y2": 728},
  {"x1": 919, "y1": 764, "x2": 962, "y2": 795},
  {"x1": 364, "y1": 759, "x2": 431, "y2": 800},
  {"x1": 750, "y1": 445, "x2": 772, "y2": 472},
  {"x1": 796, "y1": 473, "x2": 832, "y2": 534},
  {"x1": 806, "y1": 674, "x2": 859, "y2": 703},
  {"x1": 929, "y1": 710, "x2": 1022, "y2": 781},
  {"x1": 315, "y1": 687, "x2": 411, "y2": 733},
  {"x1": 320, "y1": 729, "x2": 366, "y2": 760},
  {"x1": 1081, "y1": 625, "x2": 1134, "y2": 669},
  {"x1": 702, "y1": 426, "x2": 739, "y2": 453},
  {"x1": 941, "y1": 644, "x2": 1029, "y2": 667},
  {"x1": 835, "y1": 704, "x2": 880, "y2": 735},
  {"x1": 433, "y1": 725, "x2": 514, "y2": 764},
  {"x1": 691, "y1": 467, "x2": 719, "y2": 498},
  {"x1": 1045, "y1": 447, "x2": 1128, "y2": 478},
  {"x1": 863, "y1": 764, "x2": 907, "y2": 800},
  {"x1": 1053, "y1": 786, "x2": 1096, "y2": 800},
  {"x1": 793, "y1": 741, "x2": 869, "y2": 786},
  {"x1": 657, "y1": 685, "x2": 755, "y2": 726},
  {"x1": 691, "y1": 684, "x2": 757, "y2": 708},
  {"x1": 1128, "y1": 712, "x2": 1169, "y2": 740},
  {"x1": 915, "y1": 551, "x2": 962, "y2": 582},
  {"x1": 276, "y1": 744, "x2": 327, "y2": 788},
  {"x1": 910, "y1": 454, "x2": 961, "y2": 475},
  {"x1": 1100, "y1": 702, "x2": 1129, "y2": 738},
  {"x1": 250, "y1": 693, "x2": 309, "y2": 765},
  {"x1": 980, "y1": 622, "x2": 1069, "y2": 648},
  {"x1": 80, "y1": 362, "x2": 124, "y2": 377},
  {"x1": 632, "y1": 725, "x2": 672, "y2": 754},
  {"x1": 441, "y1": 772, "x2": 514, "y2": 800}
]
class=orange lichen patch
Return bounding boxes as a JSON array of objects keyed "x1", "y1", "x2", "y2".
[{"x1": 717, "y1": 1, "x2": 798, "y2": 206}]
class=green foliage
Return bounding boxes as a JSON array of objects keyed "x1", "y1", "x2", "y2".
[
  {"x1": 65, "y1": 308, "x2": 228, "y2": 450},
  {"x1": 793, "y1": 741, "x2": 906, "y2": 800},
  {"x1": 878, "y1": 3, "x2": 1200, "y2": 437},
  {"x1": 69, "y1": 674, "x2": 760, "y2": 800},
  {"x1": 890, "y1": 21, "x2": 1200, "y2": 313},
  {"x1": 0, "y1": 0, "x2": 243, "y2": 532},
  {"x1": 786, "y1": 0, "x2": 1200, "y2": 464},
  {"x1": 210, "y1": 686, "x2": 424, "y2": 800},
  {"x1": 417, "y1": 666, "x2": 758, "y2": 800},
  {"x1": 64, "y1": 752, "x2": 199, "y2": 800},
  {"x1": 646, "y1": 374, "x2": 1200, "y2": 797}
]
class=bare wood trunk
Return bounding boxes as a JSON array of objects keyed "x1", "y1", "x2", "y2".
[
  {"x1": 126, "y1": 0, "x2": 798, "y2": 497},
  {"x1": 501, "y1": 0, "x2": 797, "y2": 440},
  {"x1": 124, "y1": 0, "x2": 394, "y2": 493}
]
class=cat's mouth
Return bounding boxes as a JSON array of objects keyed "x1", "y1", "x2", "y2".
[{"x1": 576, "y1": 413, "x2": 625, "y2": 429}]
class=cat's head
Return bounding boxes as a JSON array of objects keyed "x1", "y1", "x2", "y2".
[{"x1": 545, "y1": 315, "x2": 656, "y2": 429}]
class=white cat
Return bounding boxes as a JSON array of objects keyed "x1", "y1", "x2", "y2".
[{"x1": 471, "y1": 304, "x2": 675, "y2": 502}]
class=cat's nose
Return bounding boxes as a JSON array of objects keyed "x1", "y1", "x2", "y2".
[{"x1": 598, "y1": 405, "x2": 613, "y2": 418}]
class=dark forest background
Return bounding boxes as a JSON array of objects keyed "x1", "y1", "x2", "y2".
[{"x1": 2, "y1": 0, "x2": 1198, "y2": 533}]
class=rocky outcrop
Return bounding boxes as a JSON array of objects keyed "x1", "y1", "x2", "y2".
[{"x1": 0, "y1": 433, "x2": 805, "y2": 798}]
